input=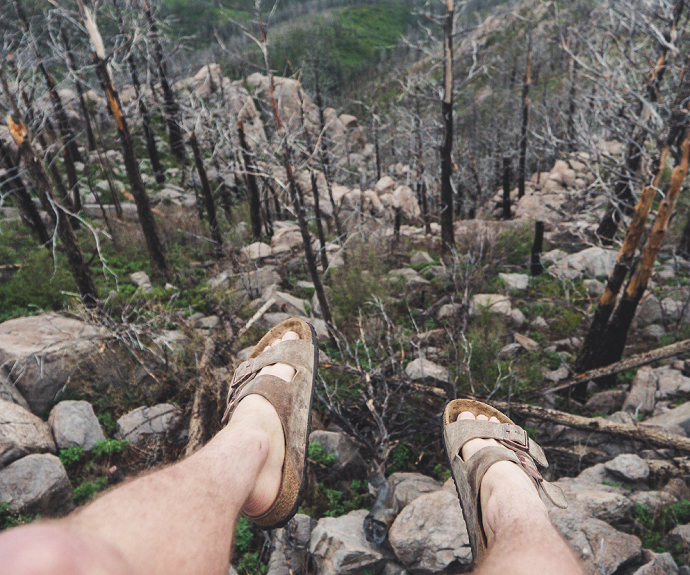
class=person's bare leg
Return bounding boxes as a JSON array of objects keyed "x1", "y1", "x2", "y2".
[
  {"x1": 456, "y1": 412, "x2": 583, "y2": 575},
  {"x1": 0, "y1": 331, "x2": 301, "y2": 575}
]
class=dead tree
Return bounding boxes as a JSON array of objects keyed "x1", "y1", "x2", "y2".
[
  {"x1": 141, "y1": 0, "x2": 186, "y2": 166},
  {"x1": 7, "y1": 115, "x2": 97, "y2": 307},
  {"x1": 111, "y1": 0, "x2": 165, "y2": 184},
  {"x1": 517, "y1": 35, "x2": 531, "y2": 200},
  {"x1": 15, "y1": 0, "x2": 82, "y2": 212},
  {"x1": 59, "y1": 29, "x2": 96, "y2": 153},
  {"x1": 574, "y1": 63, "x2": 690, "y2": 399},
  {"x1": 596, "y1": 0, "x2": 685, "y2": 242},
  {"x1": 188, "y1": 132, "x2": 223, "y2": 258},
  {"x1": 414, "y1": 91, "x2": 431, "y2": 234},
  {"x1": 440, "y1": 0, "x2": 455, "y2": 253},
  {"x1": 76, "y1": 0, "x2": 168, "y2": 280},
  {"x1": 502, "y1": 156, "x2": 512, "y2": 220},
  {"x1": 237, "y1": 119, "x2": 262, "y2": 242}
]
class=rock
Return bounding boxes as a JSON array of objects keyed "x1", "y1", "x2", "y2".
[
  {"x1": 604, "y1": 453, "x2": 650, "y2": 482},
  {"x1": 508, "y1": 308, "x2": 526, "y2": 326},
  {"x1": 470, "y1": 294, "x2": 512, "y2": 317},
  {"x1": 0, "y1": 399, "x2": 56, "y2": 468},
  {"x1": 0, "y1": 377, "x2": 29, "y2": 410},
  {"x1": 115, "y1": 404, "x2": 181, "y2": 443},
  {"x1": 498, "y1": 273, "x2": 529, "y2": 290},
  {"x1": 543, "y1": 249, "x2": 567, "y2": 265},
  {"x1": 308, "y1": 430, "x2": 362, "y2": 472},
  {"x1": 382, "y1": 563, "x2": 409, "y2": 575},
  {"x1": 499, "y1": 342, "x2": 522, "y2": 357},
  {"x1": 0, "y1": 313, "x2": 106, "y2": 415},
  {"x1": 268, "y1": 513, "x2": 315, "y2": 575},
  {"x1": 665, "y1": 523, "x2": 690, "y2": 551},
  {"x1": 549, "y1": 508, "x2": 641, "y2": 574},
  {"x1": 585, "y1": 390, "x2": 626, "y2": 415},
  {"x1": 241, "y1": 242, "x2": 272, "y2": 260},
  {"x1": 551, "y1": 478, "x2": 634, "y2": 523},
  {"x1": 130, "y1": 271, "x2": 153, "y2": 293},
  {"x1": 545, "y1": 366, "x2": 569, "y2": 382},
  {"x1": 212, "y1": 266, "x2": 281, "y2": 294},
  {"x1": 655, "y1": 366, "x2": 690, "y2": 399},
  {"x1": 0, "y1": 453, "x2": 74, "y2": 516},
  {"x1": 310, "y1": 509, "x2": 388, "y2": 575},
  {"x1": 48, "y1": 400, "x2": 105, "y2": 451},
  {"x1": 629, "y1": 490, "x2": 678, "y2": 513},
  {"x1": 643, "y1": 324, "x2": 666, "y2": 340},
  {"x1": 393, "y1": 186, "x2": 421, "y2": 219},
  {"x1": 623, "y1": 366, "x2": 656, "y2": 415},
  {"x1": 636, "y1": 296, "x2": 663, "y2": 327},
  {"x1": 583, "y1": 279, "x2": 605, "y2": 297},
  {"x1": 532, "y1": 316, "x2": 549, "y2": 330},
  {"x1": 643, "y1": 402, "x2": 690, "y2": 435},
  {"x1": 271, "y1": 222, "x2": 306, "y2": 254},
  {"x1": 388, "y1": 473, "x2": 442, "y2": 509},
  {"x1": 194, "y1": 315, "x2": 220, "y2": 329},
  {"x1": 405, "y1": 358, "x2": 448, "y2": 383},
  {"x1": 271, "y1": 291, "x2": 309, "y2": 316},
  {"x1": 632, "y1": 552, "x2": 679, "y2": 575},
  {"x1": 375, "y1": 176, "x2": 396, "y2": 196},
  {"x1": 388, "y1": 490, "x2": 472, "y2": 574},
  {"x1": 410, "y1": 252, "x2": 434, "y2": 266},
  {"x1": 437, "y1": 303, "x2": 461, "y2": 320},
  {"x1": 553, "y1": 247, "x2": 617, "y2": 280},
  {"x1": 237, "y1": 346, "x2": 255, "y2": 361},
  {"x1": 388, "y1": 268, "x2": 430, "y2": 290},
  {"x1": 514, "y1": 333, "x2": 539, "y2": 352}
]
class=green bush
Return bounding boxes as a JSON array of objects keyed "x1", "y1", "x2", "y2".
[
  {"x1": 234, "y1": 517, "x2": 254, "y2": 553},
  {"x1": 73, "y1": 477, "x2": 109, "y2": 506},
  {"x1": 92, "y1": 439, "x2": 129, "y2": 458},
  {"x1": 59, "y1": 446, "x2": 86, "y2": 468},
  {"x1": 308, "y1": 442, "x2": 336, "y2": 466},
  {"x1": 633, "y1": 499, "x2": 690, "y2": 559},
  {"x1": 0, "y1": 502, "x2": 38, "y2": 531},
  {"x1": 236, "y1": 552, "x2": 268, "y2": 575}
]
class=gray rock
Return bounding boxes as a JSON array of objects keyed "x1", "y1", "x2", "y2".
[
  {"x1": 636, "y1": 296, "x2": 663, "y2": 327},
  {"x1": 268, "y1": 514, "x2": 315, "y2": 575},
  {"x1": 508, "y1": 308, "x2": 526, "y2": 326},
  {"x1": 623, "y1": 366, "x2": 656, "y2": 415},
  {"x1": 643, "y1": 402, "x2": 690, "y2": 435},
  {"x1": 388, "y1": 268, "x2": 430, "y2": 290},
  {"x1": 643, "y1": 324, "x2": 666, "y2": 340},
  {"x1": 115, "y1": 404, "x2": 181, "y2": 443},
  {"x1": 195, "y1": 315, "x2": 220, "y2": 329},
  {"x1": 0, "y1": 313, "x2": 106, "y2": 415},
  {"x1": 629, "y1": 491, "x2": 678, "y2": 514},
  {"x1": 532, "y1": 316, "x2": 549, "y2": 330},
  {"x1": 308, "y1": 430, "x2": 362, "y2": 472},
  {"x1": 665, "y1": 523, "x2": 690, "y2": 551},
  {"x1": 388, "y1": 490, "x2": 472, "y2": 574},
  {"x1": 404, "y1": 358, "x2": 448, "y2": 383},
  {"x1": 48, "y1": 400, "x2": 105, "y2": 451},
  {"x1": 604, "y1": 453, "x2": 650, "y2": 482},
  {"x1": 388, "y1": 473, "x2": 442, "y2": 509},
  {"x1": 241, "y1": 242, "x2": 272, "y2": 260},
  {"x1": 499, "y1": 343, "x2": 522, "y2": 357},
  {"x1": 498, "y1": 273, "x2": 529, "y2": 290},
  {"x1": 470, "y1": 294, "x2": 512, "y2": 317},
  {"x1": 436, "y1": 303, "x2": 461, "y2": 320},
  {"x1": 656, "y1": 366, "x2": 690, "y2": 399},
  {"x1": 550, "y1": 478, "x2": 633, "y2": 524},
  {"x1": 272, "y1": 291, "x2": 309, "y2": 316},
  {"x1": 382, "y1": 562, "x2": 409, "y2": 575},
  {"x1": 0, "y1": 376, "x2": 29, "y2": 410},
  {"x1": 549, "y1": 507, "x2": 641, "y2": 574},
  {"x1": 632, "y1": 552, "x2": 679, "y2": 575},
  {"x1": 545, "y1": 366, "x2": 569, "y2": 382},
  {"x1": 310, "y1": 509, "x2": 388, "y2": 575},
  {"x1": 553, "y1": 247, "x2": 618, "y2": 280},
  {"x1": 130, "y1": 271, "x2": 153, "y2": 293},
  {"x1": 0, "y1": 399, "x2": 55, "y2": 469},
  {"x1": 410, "y1": 252, "x2": 434, "y2": 266},
  {"x1": 514, "y1": 333, "x2": 539, "y2": 352},
  {"x1": 583, "y1": 279, "x2": 605, "y2": 297},
  {"x1": 0, "y1": 453, "x2": 73, "y2": 516},
  {"x1": 585, "y1": 390, "x2": 626, "y2": 415}
]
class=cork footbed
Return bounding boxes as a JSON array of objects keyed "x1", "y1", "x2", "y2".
[
  {"x1": 236, "y1": 317, "x2": 318, "y2": 529},
  {"x1": 443, "y1": 398, "x2": 516, "y2": 427}
]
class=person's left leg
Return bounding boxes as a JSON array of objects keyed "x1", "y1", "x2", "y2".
[{"x1": 0, "y1": 331, "x2": 300, "y2": 575}]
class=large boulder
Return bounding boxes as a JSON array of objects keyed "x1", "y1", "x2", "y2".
[
  {"x1": 470, "y1": 294, "x2": 512, "y2": 317},
  {"x1": 0, "y1": 313, "x2": 106, "y2": 415},
  {"x1": 48, "y1": 400, "x2": 106, "y2": 451},
  {"x1": 604, "y1": 454, "x2": 650, "y2": 482},
  {"x1": 552, "y1": 247, "x2": 617, "y2": 280},
  {"x1": 0, "y1": 399, "x2": 56, "y2": 469},
  {"x1": 310, "y1": 509, "x2": 389, "y2": 575},
  {"x1": 0, "y1": 453, "x2": 74, "y2": 516},
  {"x1": 0, "y1": 376, "x2": 29, "y2": 410},
  {"x1": 632, "y1": 552, "x2": 678, "y2": 575},
  {"x1": 308, "y1": 430, "x2": 363, "y2": 473},
  {"x1": 268, "y1": 513, "x2": 315, "y2": 575},
  {"x1": 643, "y1": 402, "x2": 690, "y2": 436},
  {"x1": 622, "y1": 366, "x2": 656, "y2": 415},
  {"x1": 549, "y1": 477, "x2": 633, "y2": 524},
  {"x1": 115, "y1": 404, "x2": 181, "y2": 444},
  {"x1": 388, "y1": 490, "x2": 472, "y2": 574},
  {"x1": 404, "y1": 358, "x2": 448, "y2": 384},
  {"x1": 388, "y1": 473, "x2": 442, "y2": 509}
]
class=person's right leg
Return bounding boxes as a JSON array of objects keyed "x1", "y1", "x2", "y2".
[{"x1": 456, "y1": 412, "x2": 583, "y2": 575}]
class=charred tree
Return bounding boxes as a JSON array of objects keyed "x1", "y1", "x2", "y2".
[
  {"x1": 502, "y1": 156, "x2": 512, "y2": 220},
  {"x1": 517, "y1": 35, "x2": 531, "y2": 200},
  {"x1": 440, "y1": 0, "x2": 455, "y2": 253},
  {"x1": 142, "y1": 0, "x2": 186, "y2": 165},
  {"x1": 414, "y1": 92, "x2": 431, "y2": 234},
  {"x1": 530, "y1": 221, "x2": 544, "y2": 276},
  {"x1": 237, "y1": 119, "x2": 262, "y2": 242},
  {"x1": 76, "y1": 0, "x2": 168, "y2": 280},
  {"x1": 189, "y1": 132, "x2": 223, "y2": 257}
]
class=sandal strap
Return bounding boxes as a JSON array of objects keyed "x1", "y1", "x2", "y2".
[
  {"x1": 230, "y1": 339, "x2": 314, "y2": 391},
  {"x1": 445, "y1": 419, "x2": 548, "y2": 468},
  {"x1": 464, "y1": 445, "x2": 567, "y2": 509}
]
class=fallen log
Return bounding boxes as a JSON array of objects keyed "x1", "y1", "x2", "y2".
[
  {"x1": 538, "y1": 338, "x2": 690, "y2": 397},
  {"x1": 184, "y1": 333, "x2": 219, "y2": 457},
  {"x1": 495, "y1": 402, "x2": 690, "y2": 454}
]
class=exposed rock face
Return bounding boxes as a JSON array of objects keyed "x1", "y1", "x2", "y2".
[
  {"x1": 0, "y1": 313, "x2": 106, "y2": 415},
  {"x1": 623, "y1": 366, "x2": 656, "y2": 415},
  {"x1": 388, "y1": 490, "x2": 472, "y2": 575},
  {"x1": 665, "y1": 523, "x2": 690, "y2": 552},
  {"x1": 241, "y1": 242, "x2": 272, "y2": 260},
  {"x1": 0, "y1": 453, "x2": 74, "y2": 516},
  {"x1": 268, "y1": 514, "x2": 315, "y2": 575},
  {"x1": 550, "y1": 477, "x2": 633, "y2": 524},
  {"x1": 470, "y1": 294, "x2": 512, "y2": 317},
  {"x1": 48, "y1": 400, "x2": 106, "y2": 451},
  {"x1": 0, "y1": 399, "x2": 56, "y2": 469},
  {"x1": 498, "y1": 273, "x2": 529, "y2": 290},
  {"x1": 310, "y1": 509, "x2": 389, "y2": 575},
  {"x1": 632, "y1": 552, "x2": 678, "y2": 575},
  {"x1": 404, "y1": 358, "x2": 449, "y2": 383},
  {"x1": 552, "y1": 247, "x2": 618, "y2": 280},
  {"x1": 308, "y1": 431, "x2": 363, "y2": 473},
  {"x1": 115, "y1": 404, "x2": 181, "y2": 443},
  {"x1": 643, "y1": 402, "x2": 690, "y2": 435},
  {"x1": 388, "y1": 268, "x2": 430, "y2": 290},
  {"x1": 604, "y1": 454, "x2": 650, "y2": 482},
  {"x1": 388, "y1": 473, "x2": 442, "y2": 509},
  {"x1": 0, "y1": 376, "x2": 29, "y2": 410}
]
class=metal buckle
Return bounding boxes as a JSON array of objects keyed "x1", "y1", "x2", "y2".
[
  {"x1": 231, "y1": 358, "x2": 254, "y2": 388},
  {"x1": 502, "y1": 424, "x2": 530, "y2": 451}
]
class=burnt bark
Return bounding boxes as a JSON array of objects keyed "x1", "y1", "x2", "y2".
[
  {"x1": 502, "y1": 156, "x2": 512, "y2": 220},
  {"x1": 237, "y1": 119, "x2": 262, "y2": 242},
  {"x1": 517, "y1": 36, "x2": 531, "y2": 200},
  {"x1": 415, "y1": 92, "x2": 431, "y2": 234},
  {"x1": 440, "y1": 0, "x2": 455, "y2": 252},
  {"x1": 189, "y1": 132, "x2": 223, "y2": 257},
  {"x1": 530, "y1": 221, "x2": 544, "y2": 276}
]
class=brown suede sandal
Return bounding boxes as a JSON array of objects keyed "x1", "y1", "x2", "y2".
[
  {"x1": 222, "y1": 317, "x2": 318, "y2": 530},
  {"x1": 442, "y1": 399, "x2": 567, "y2": 563}
]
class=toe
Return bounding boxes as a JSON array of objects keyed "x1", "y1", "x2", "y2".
[
  {"x1": 282, "y1": 331, "x2": 300, "y2": 341},
  {"x1": 489, "y1": 416, "x2": 500, "y2": 423},
  {"x1": 458, "y1": 411, "x2": 476, "y2": 421},
  {"x1": 477, "y1": 414, "x2": 489, "y2": 421}
]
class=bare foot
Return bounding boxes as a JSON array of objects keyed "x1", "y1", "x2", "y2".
[
  {"x1": 230, "y1": 331, "x2": 300, "y2": 517},
  {"x1": 457, "y1": 412, "x2": 549, "y2": 543}
]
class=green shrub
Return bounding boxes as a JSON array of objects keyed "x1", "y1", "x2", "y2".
[
  {"x1": 0, "y1": 502, "x2": 38, "y2": 531},
  {"x1": 308, "y1": 442, "x2": 336, "y2": 466},
  {"x1": 234, "y1": 517, "x2": 254, "y2": 553},
  {"x1": 59, "y1": 446, "x2": 86, "y2": 468},
  {"x1": 236, "y1": 552, "x2": 268, "y2": 575},
  {"x1": 73, "y1": 477, "x2": 109, "y2": 506},
  {"x1": 92, "y1": 439, "x2": 129, "y2": 458}
]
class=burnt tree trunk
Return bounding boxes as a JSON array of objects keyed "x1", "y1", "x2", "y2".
[
  {"x1": 7, "y1": 117, "x2": 97, "y2": 307},
  {"x1": 517, "y1": 35, "x2": 531, "y2": 200},
  {"x1": 502, "y1": 156, "x2": 512, "y2": 220},
  {"x1": 530, "y1": 221, "x2": 544, "y2": 276},
  {"x1": 77, "y1": 0, "x2": 168, "y2": 280},
  {"x1": 237, "y1": 119, "x2": 262, "y2": 242},
  {"x1": 415, "y1": 92, "x2": 431, "y2": 235},
  {"x1": 440, "y1": 0, "x2": 455, "y2": 253},
  {"x1": 189, "y1": 133, "x2": 223, "y2": 257}
]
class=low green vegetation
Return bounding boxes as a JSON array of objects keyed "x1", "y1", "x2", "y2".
[
  {"x1": 0, "y1": 503, "x2": 38, "y2": 531},
  {"x1": 633, "y1": 499, "x2": 690, "y2": 562},
  {"x1": 308, "y1": 442, "x2": 336, "y2": 466}
]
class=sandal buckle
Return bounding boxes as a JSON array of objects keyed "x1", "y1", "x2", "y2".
[
  {"x1": 502, "y1": 424, "x2": 530, "y2": 451},
  {"x1": 231, "y1": 358, "x2": 255, "y2": 388}
]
